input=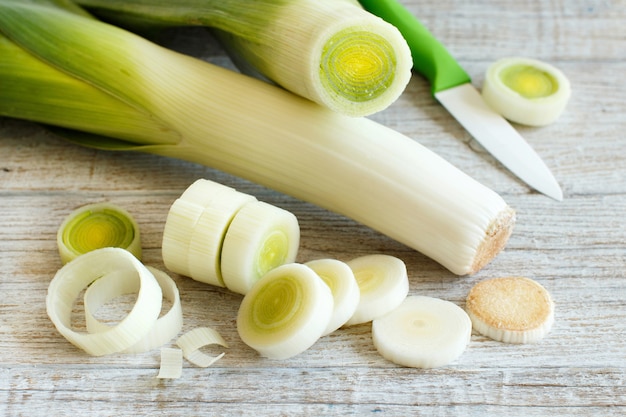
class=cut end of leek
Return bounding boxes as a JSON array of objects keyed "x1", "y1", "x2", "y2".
[
  {"x1": 236, "y1": 263, "x2": 333, "y2": 360},
  {"x1": 466, "y1": 276, "x2": 555, "y2": 344},
  {"x1": 482, "y1": 57, "x2": 571, "y2": 126},
  {"x1": 221, "y1": 201, "x2": 300, "y2": 295},
  {"x1": 57, "y1": 202, "x2": 141, "y2": 264},
  {"x1": 314, "y1": 14, "x2": 413, "y2": 116}
]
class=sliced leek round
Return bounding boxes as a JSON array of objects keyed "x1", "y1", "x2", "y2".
[
  {"x1": 372, "y1": 296, "x2": 472, "y2": 368},
  {"x1": 305, "y1": 258, "x2": 360, "y2": 335},
  {"x1": 236, "y1": 263, "x2": 333, "y2": 360},
  {"x1": 344, "y1": 254, "x2": 409, "y2": 326},
  {"x1": 161, "y1": 198, "x2": 204, "y2": 278},
  {"x1": 465, "y1": 276, "x2": 555, "y2": 344},
  {"x1": 46, "y1": 247, "x2": 162, "y2": 356},
  {"x1": 187, "y1": 191, "x2": 257, "y2": 286},
  {"x1": 221, "y1": 200, "x2": 300, "y2": 295},
  {"x1": 481, "y1": 57, "x2": 571, "y2": 126},
  {"x1": 84, "y1": 266, "x2": 183, "y2": 354},
  {"x1": 57, "y1": 202, "x2": 141, "y2": 264},
  {"x1": 179, "y1": 178, "x2": 237, "y2": 208}
]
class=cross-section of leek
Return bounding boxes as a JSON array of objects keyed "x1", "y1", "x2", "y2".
[
  {"x1": 46, "y1": 247, "x2": 163, "y2": 356},
  {"x1": 344, "y1": 254, "x2": 409, "y2": 326},
  {"x1": 305, "y1": 258, "x2": 360, "y2": 335},
  {"x1": 1, "y1": 2, "x2": 515, "y2": 276},
  {"x1": 72, "y1": 0, "x2": 412, "y2": 117},
  {"x1": 236, "y1": 263, "x2": 333, "y2": 359},
  {"x1": 221, "y1": 200, "x2": 300, "y2": 295},
  {"x1": 57, "y1": 202, "x2": 141, "y2": 264},
  {"x1": 481, "y1": 57, "x2": 571, "y2": 126}
]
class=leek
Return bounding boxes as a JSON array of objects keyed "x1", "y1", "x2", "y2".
[
  {"x1": 0, "y1": 2, "x2": 515, "y2": 276},
  {"x1": 71, "y1": 0, "x2": 413, "y2": 117}
]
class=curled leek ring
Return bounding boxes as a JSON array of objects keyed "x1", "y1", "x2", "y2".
[
  {"x1": 57, "y1": 202, "x2": 141, "y2": 264},
  {"x1": 46, "y1": 248, "x2": 162, "y2": 356},
  {"x1": 84, "y1": 265, "x2": 183, "y2": 354}
]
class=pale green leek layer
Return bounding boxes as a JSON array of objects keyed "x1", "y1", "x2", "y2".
[
  {"x1": 72, "y1": 0, "x2": 413, "y2": 116},
  {"x1": 0, "y1": 1, "x2": 513, "y2": 275}
]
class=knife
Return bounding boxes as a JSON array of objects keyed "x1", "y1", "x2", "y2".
[{"x1": 358, "y1": 0, "x2": 563, "y2": 201}]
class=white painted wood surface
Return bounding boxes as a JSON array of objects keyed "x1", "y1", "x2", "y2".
[{"x1": 1, "y1": 0, "x2": 625, "y2": 415}]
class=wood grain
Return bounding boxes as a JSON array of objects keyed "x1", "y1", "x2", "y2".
[{"x1": 1, "y1": 0, "x2": 625, "y2": 415}]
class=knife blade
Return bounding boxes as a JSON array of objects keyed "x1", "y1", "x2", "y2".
[{"x1": 358, "y1": 0, "x2": 563, "y2": 201}]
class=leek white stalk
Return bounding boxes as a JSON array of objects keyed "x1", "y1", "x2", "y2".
[
  {"x1": 0, "y1": 2, "x2": 515, "y2": 276},
  {"x1": 57, "y1": 202, "x2": 142, "y2": 264},
  {"x1": 73, "y1": 0, "x2": 413, "y2": 116}
]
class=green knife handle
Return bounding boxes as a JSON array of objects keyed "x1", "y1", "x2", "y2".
[{"x1": 358, "y1": 0, "x2": 471, "y2": 94}]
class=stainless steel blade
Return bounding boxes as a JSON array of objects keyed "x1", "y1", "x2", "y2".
[{"x1": 435, "y1": 83, "x2": 563, "y2": 201}]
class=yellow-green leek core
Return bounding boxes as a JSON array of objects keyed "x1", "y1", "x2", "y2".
[
  {"x1": 250, "y1": 276, "x2": 302, "y2": 333},
  {"x1": 256, "y1": 231, "x2": 290, "y2": 278},
  {"x1": 320, "y1": 29, "x2": 396, "y2": 102},
  {"x1": 58, "y1": 203, "x2": 141, "y2": 264},
  {"x1": 500, "y1": 65, "x2": 558, "y2": 99},
  {"x1": 352, "y1": 268, "x2": 379, "y2": 293}
]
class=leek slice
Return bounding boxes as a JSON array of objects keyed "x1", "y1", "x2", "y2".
[
  {"x1": 46, "y1": 247, "x2": 162, "y2": 356},
  {"x1": 236, "y1": 263, "x2": 333, "y2": 359},
  {"x1": 372, "y1": 296, "x2": 472, "y2": 368},
  {"x1": 175, "y1": 327, "x2": 228, "y2": 368},
  {"x1": 482, "y1": 57, "x2": 571, "y2": 126},
  {"x1": 157, "y1": 347, "x2": 183, "y2": 379},
  {"x1": 344, "y1": 254, "x2": 409, "y2": 326},
  {"x1": 84, "y1": 266, "x2": 183, "y2": 354},
  {"x1": 73, "y1": 0, "x2": 412, "y2": 116},
  {"x1": 221, "y1": 201, "x2": 300, "y2": 295},
  {"x1": 305, "y1": 259, "x2": 360, "y2": 335},
  {"x1": 57, "y1": 202, "x2": 141, "y2": 264}
]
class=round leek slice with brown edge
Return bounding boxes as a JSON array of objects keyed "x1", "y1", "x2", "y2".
[
  {"x1": 481, "y1": 57, "x2": 571, "y2": 126},
  {"x1": 57, "y1": 202, "x2": 141, "y2": 264}
]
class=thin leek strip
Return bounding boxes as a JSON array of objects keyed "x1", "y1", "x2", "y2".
[
  {"x1": 481, "y1": 57, "x2": 571, "y2": 126},
  {"x1": 73, "y1": 0, "x2": 412, "y2": 116},
  {"x1": 305, "y1": 259, "x2": 360, "y2": 335},
  {"x1": 175, "y1": 327, "x2": 228, "y2": 368},
  {"x1": 46, "y1": 247, "x2": 162, "y2": 356},
  {"x1": 372, "y1": 296, "x2": 472, "y2": 368},
  {"x1": 344, "y1": 254, "x2": 409, "y2": 326},
  {"x1": 221, "y1": 200, "x2": 300, "y2": 296},
  {"x1": 84, "y1": 266, "x2": 183, "y2": 354},
  {"x1": 0, "y1": 3, "x2": 515, "y2": 276},
  {"x1": 237, "y1": 263, "x2": 333, "y2": 359},
  {"x1": 57, "y1": 202, "x2": 142, "y2": 264},
  {"x1": 157, "y1": 347, "x2": 183, "y2": 379}
]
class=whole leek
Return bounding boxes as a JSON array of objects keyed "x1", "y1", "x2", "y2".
[
  {"x1": 0, "y1": 2, "x2": 515, "y2": 275},
  {"x1": 71, "y1": 0, "x2": 413, "y2": 117}
]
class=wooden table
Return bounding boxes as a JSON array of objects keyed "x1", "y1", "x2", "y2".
[{"x1": 1, "y1": 0, "x2": 624, "y2": 415}]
